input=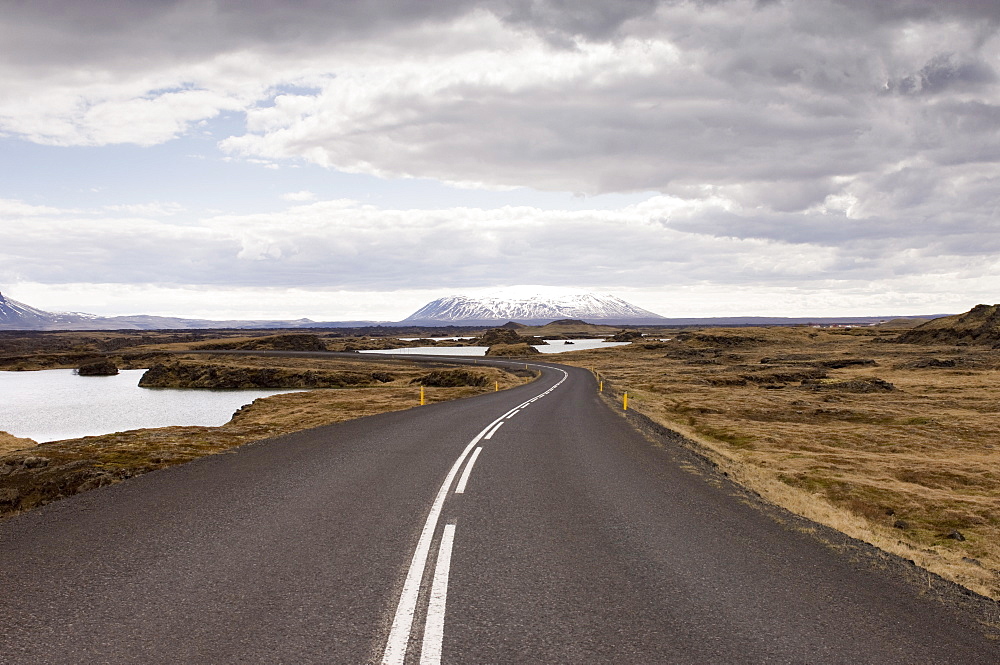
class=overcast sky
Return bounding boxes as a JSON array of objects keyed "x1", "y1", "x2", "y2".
[{"x1": 3, "y1": 0, "x2": 999, "y2": 320}]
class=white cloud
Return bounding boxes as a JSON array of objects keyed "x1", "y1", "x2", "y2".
[
  {"x1": 104, "y1": 202, "x2": 187, "y2": 216},
  {"x1": 4, "y1": 194, "x2": 999, "y2": 319},
  {"x1": 281, "y1": 190, "x2": 317, "y2": 202}
]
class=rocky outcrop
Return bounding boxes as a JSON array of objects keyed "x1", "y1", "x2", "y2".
[
  {"x1": 899, "y1": 358, "x2": 958, "y2": 369},
  {"x1": 138, "y1": 362, "x2": 395, "y2": 389},
  {"x1": 485, "y1": 343, "x2": 541, "y2": 357},
  {"x1": 678, "y1": 332, "x2": 769, "y2": 348},
  {"x1": 410, "y1": 370, "x2": 492, "y2": 387},
  {"x1": 201, "y1": 334, "x2": 329, "y2": 352},
  {"x1": 742, "y1": 367, "x2": 828, "y2": 384},
  {"x1": 477, "y1": 327, "x2": 547, "y2": 346},
  {"x1": 802, "y1": 377, "x2": 897, "y2": 393},
  {"x1": 608, "y1": 330, "x2": 643, "y2": 342},
  {"x1": 76, "y1": 359, "x2": 119, "y2": 376},
  {"x1": 896, "y1": 304, "x2": 1000, "y2": 346}
]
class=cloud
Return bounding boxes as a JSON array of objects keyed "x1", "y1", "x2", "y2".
[
  {"x1": 4, "y1": 195, "x2": 999, "y2": 300},
  {"x1": 3, "y1": 2, "x2": 997, "y2": 206},
  {"x1": 204, "y1": 0, "x2": 1000, "y2": 240},
  {"x1": 104, "y1": 202, "x2": 187, "y2": 216},
  {"x1": 281, "y1": 190, "x2": 317, "y2": 202},
  {"x1": 2, "y1": 1, "x2": 1000, "y2": 317}
]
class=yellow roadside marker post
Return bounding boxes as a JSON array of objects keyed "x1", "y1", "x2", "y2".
[
  {"x1": 495, "y1": 381, "x2": 499, "y2": 392},
  {"x1": 623, "y1": 392, "x2": 628, "y2": 411},
  {"x1": 420, "y1": 385, "x2": 426, "y2": 405}
]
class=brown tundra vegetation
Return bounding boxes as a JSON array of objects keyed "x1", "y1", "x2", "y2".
[{"x1": 558, "y1": 323, "x2": 1000, "y2": 599}]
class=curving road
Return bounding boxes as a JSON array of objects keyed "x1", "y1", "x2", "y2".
[{"x1": 1, "y1": 359, "x2": 998, "y2": 663}]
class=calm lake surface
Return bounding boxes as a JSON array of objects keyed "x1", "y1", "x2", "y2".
[
  {"x1": 358, "y1": 338, "x2": 631, "y2": 356},
  {"x1": 0, "y1": 369, "x2": 300, "y2": 443}
]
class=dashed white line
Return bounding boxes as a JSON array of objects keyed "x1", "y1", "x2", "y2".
[
  {"x1": 484, "y1": 421, "x2": 504, "y2": 440},
  {"x1": 454, "y1": 447, "x2": 482, "y2": 494},
  {"x1": 420, "y1": 523, "x2": 456, "y2": 665}
]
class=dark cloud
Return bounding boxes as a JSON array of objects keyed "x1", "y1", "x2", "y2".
[
  {"x1": 4, "y1": 0, "x2": 998, "y2": 68},
  {"x1": 829, "y1": 0, "x2": 1000, "y2": 24},
  {"x1": 0, "y1": 1, "x2": 475, "y2": 70},
  {"x1": 887, "y1": 54, "x2": 998, "y2": 96},
  {"x1": 490, "y1": 0, "x2": 660, "y2": 45}
]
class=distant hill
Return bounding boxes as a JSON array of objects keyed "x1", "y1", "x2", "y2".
[
  {"x1": 896, "y1": 304, "x2": 1000, "y2": 345},
  {"x1": 518, "y1": 319, "x2": 620, "y2": 337},
  {"x1": 876, "y1": 317, "x2": 935, "y2": 330}
]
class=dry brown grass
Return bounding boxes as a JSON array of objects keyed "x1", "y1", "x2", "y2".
[
  {"x1": 557, "y1": 327, "x2": 1000, "y2": 599},
  {"x1": 0, "y1": 432, "x2": 36, "y2": 456}
]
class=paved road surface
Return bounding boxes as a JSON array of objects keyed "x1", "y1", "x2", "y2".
[{"x1": 1, "y1": 359, "x2": 997, "y2": 663}]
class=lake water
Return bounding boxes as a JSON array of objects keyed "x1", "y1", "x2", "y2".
[
  {"x1": 0, "y1": 369, "x2": 300, "y2": 443},
  {"x1": 358, "y1": 338, "x2": 631, "y2": 356}
]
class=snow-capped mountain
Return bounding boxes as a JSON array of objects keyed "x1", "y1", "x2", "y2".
[
  {"x1": 403, "y1": 288, "x2": 666, "y2": 325},
  {"x1": 0, "y1": 292, "x2": 104, "y2": 329},
  {"x1": 0, "y1": 292, "x2": 52, "y2": 328}
]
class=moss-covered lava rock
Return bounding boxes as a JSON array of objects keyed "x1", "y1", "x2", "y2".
[
  {"x1": 139, "y1": 362, "x2": 388, "y2": 389},
  {"x1": 76, "y1": 359, "x2": 119, "y2": 376},
  {"x1": 485, "y1": 343, "x2": 541, "y2": 357},
  {"x1": 411, "y1": 369, "x2": 492, "y2": 387}
]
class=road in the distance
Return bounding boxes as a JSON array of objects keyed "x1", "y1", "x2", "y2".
[{"x1": 0, "y1": 358, "x2": 997, "y2": 663}]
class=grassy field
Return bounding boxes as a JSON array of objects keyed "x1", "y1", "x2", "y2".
[
  {"x1": 556, "y1": 326, "x2": 1000, "y2": 599},
  {"x1": 0, "y1": 348, "x2": 531, "y2": 520}
]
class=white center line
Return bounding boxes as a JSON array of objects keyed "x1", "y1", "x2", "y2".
[
  {"x1": 381, "y1": 366, "x2": 568, "y2": 664},
  {"x1": 454, "y1": 447, "x2": 483, "y2": 494},
  {"x1": 380, "y1": 435, "x2": 482, "y2": 665},
  {"x1": 484, "y1": 421, "x2": 504, "y2": 440},
  {"x1": 420, "y1": 523, "x2": 457, "y2": 665}
]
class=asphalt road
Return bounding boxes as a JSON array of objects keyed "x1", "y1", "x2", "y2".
[{"x1": 1, "y1": 359, "x2": 998, "y2": 663}]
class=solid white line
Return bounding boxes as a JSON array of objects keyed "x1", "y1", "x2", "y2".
[
  {"x1": 484, "y1": 421, "x2": 504, "y2": 440},
  {"x1": 454, "y1": 447, "x2": 482, "y2": 494},
  {"x1": 420, "y1": 524, "x2": 457, "y2": 665}
]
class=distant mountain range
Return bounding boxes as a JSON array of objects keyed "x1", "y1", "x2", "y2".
[
  {"x1": 0, "y1": 292, "x2": 374, "y2": 331},
  {"x1": 0, "y1": 289, "x2": 948, "y2": 331}
]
